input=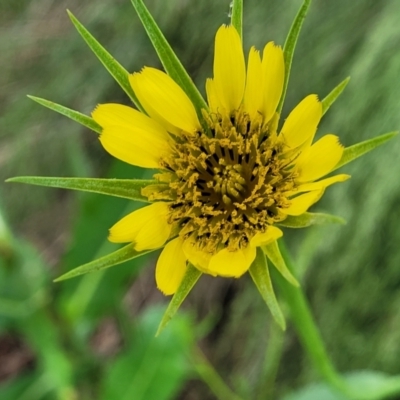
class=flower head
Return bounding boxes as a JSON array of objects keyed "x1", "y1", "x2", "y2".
[{"x1": 92, "y1": 25, "x2": 349, "y2": 295}]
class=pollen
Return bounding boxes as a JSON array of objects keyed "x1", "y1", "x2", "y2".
[{"x1": 143, "y1": 109, "x2": 297, "y2": 254}]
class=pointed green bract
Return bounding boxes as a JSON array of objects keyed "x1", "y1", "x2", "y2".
[
  {"x1": 67, "y1": 10, "x2": 144, "y2": 112},
  {"x1": 334, "y1": 131, "x2": 398, "y2": 171},
  {"x1": 130, "y1": 0, "x2": 208, "y2": 128},
  {"x1": 263, "y1": 241, "x2": 299, "y2": 287},
  {"x1": 6, "y1": 176, "x2": 155, "y2": 202},
  {"x1": 27, "y1": 95, "x2": 101, "y2": 134},
  {"x1": 54, "y1": 244, "x2": 152, "y2": 281},
  {"x1": 249, "y1": 248, "x2": 286, "y2": 330},
  {"x1": 156, "y1": 264, "x2": 201, "y2": 336},
  {"x1": 277, "y1": 0, "x2": 312, "y2": 114},
  {"x1": 230, "y1": 0, "x2": 243, "y2": 40},
  {"x1": 321, "y1": 77, "x2": 350, "y2": 116},
  {"x1": 278, "y1": 212, "x2": 346, "y2": 228}
]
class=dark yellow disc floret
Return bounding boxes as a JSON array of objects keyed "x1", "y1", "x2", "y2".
[{"x1": 143, "y1": 109, "x2": 297, "y2": 254}]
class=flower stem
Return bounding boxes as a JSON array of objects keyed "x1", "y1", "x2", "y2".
[
  {"x1": 272, "y1": 241, "x2": 355, "y2": 397},
  {"x1": 191, "y1": 346, "x2": 245, "y2": 400}
]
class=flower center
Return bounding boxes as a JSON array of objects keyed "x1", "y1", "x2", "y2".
[{"x1": 145, "y1": 110, "x2": 297, "y2": 254}]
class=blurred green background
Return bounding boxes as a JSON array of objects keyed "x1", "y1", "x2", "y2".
[{"x1": 1, "y1": 0, "x2": 399, "y2": 399}]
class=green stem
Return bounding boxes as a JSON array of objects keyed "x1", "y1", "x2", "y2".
[
  {"x1": 272, "y1": 241, "x2": 355, "y2": 398},
  {"x1": 191, "y1": 346, "x2": 245, "y2": 400}
]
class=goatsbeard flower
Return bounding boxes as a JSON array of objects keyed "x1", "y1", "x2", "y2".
[{"x1": 92, "y1": 25, "x2": 349, "y2": 295}]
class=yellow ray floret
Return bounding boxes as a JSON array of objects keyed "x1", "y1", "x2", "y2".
[
  {"x1": 156, "y1": 238, "x2": 187, "y2": 295},
  {"x1": 109, "y1": 202, "x2": 171, "y2": 251},
  {"x1": 208, "y1": 246, "x2": 257, "y2": 278},
  {"x1": 280, "y1": 95, "x2": 322, "y2": 149},
  {"x1": 213, "y1": 25, "x2": 246, "y2": 114},
  {"x1": 93, "y1": 103, "x2": 172, "y2": 169},
  {"x1": 130, "y1": 67, "x2": 201, "y2": 134},
  {"x1": 295, "y1": 134, "x2": 344, "y2": 182},
  {"x1": 260, "y1": 42, "x2": 285, "y2": 125},
  {"x1": 243, "y1": 47, "x2": 262, "y2": 120}
]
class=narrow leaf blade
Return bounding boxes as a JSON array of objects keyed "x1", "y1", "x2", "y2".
[
  {"x1": 278, "y1": 212, "x2": 346, "y2": 228},
  {"x1": 334, "y1": 131, "x2": 398, "y2": 171},
  {"x1": 230, "y1": 0, "x2": 243, "y2": 40},
  {"x1": 156, "y1": 264, "x2": 201, "y2": 336},
  {"x1": 277, "y1": 0, "x2": 312, "y2": 114},
  {"x1": 130, "y1": 0, "x2": 208, "y2": 126},
  {"x1": 249, "y1": 248, "x2": 286, "y2": 330},
  {"x1": 28, "y1": 95, "x2": 101, "y2": 133},
  {"x1": 263, "y1": 241, "x2": 299, "y2": 287},
  {"x1": 54, "y1": 244, "x2": 152, "y2": 281},
  {"x1": 321, "y1": 77, "x2": 350, "y2": 116},
  {"x1": 6, "y1": 177, "x2": 155, "y2": 202},
  {"x1": 67, "y1": 10, "x2": 144, "y2": 111}
]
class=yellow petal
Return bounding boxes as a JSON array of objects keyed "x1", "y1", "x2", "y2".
[
  {"x1": 130, "y1": 67, "x2": 201, "y2": 134},
  {"x1": 130, "y1": 86, "x2": 181, "y2": 136},
  {"x1": 213, "y1": 25, "x2": 245, "y2": 114},
  {"x1": 182, "y1": 237, "x2": 214, "y2": 275},
  {"x1": 100, "y1": 123, "x2": 171, "y2": 168},
  {"x1": 109, "y1": 202, "x2": 172, "y2": 250},
  {"x1": 93, "y1": 104, "x2": 172, "y2": 169},
  {"x1": 280, "y1": 95, "x2": 322, "y2": 149},
  {"x1": 296, "y1": 134, "x2": 344, "y2": 182},
  {"x1": 156, "y1": 238, "x2": 187, "y2": 295},
  {"x1": 283, "y1": 190, "x2": 324, "y2": 216},
  {"x1": 250, "y1": 226, "x2": 283, "y2": 247},
  {"x1": 205, "y1": 78, "x2": 223, "y2": 115},
  {"x1": 260, "y1": 42, "x2": 284, "y2": 125},
  {"x1": 243, "y1": 47, "x2": 262, "y2": 120},
  {"x1": 208, "y1": 246, "x2": 256, "y2": 278},
  {"x1": 296, "y1": 174, "x2": 350, "y2": 192}
]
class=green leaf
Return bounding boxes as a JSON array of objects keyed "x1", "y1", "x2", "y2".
[
  {"x1": 67, "y1": 10, "x2": 144, "y2": 112},
  {"x1": 101, "y1": 306, "x2": 193, "y2": 400},
  {"x1": 283, "y1": 371, "x2": 400, "y2": 400},
  {"x1": 249, "y1": 248, "x2": 286, "y2": 330},
  {"x1": 321, "y1": 77, "x2": 350, "y2": 116},
  {"x1": 230, "y1": 0, "x2": 243, "y2": 40},
  {"x1": 130, "y1": 0, "x2": 208, "y2": 127},
  {"x1": 7, "y1": 176, "x2": 155, "y2": 202},
  {"x1": 277, "y1": 0, "x2": 312, "y2": 114},
  {"x1": 278, "y1": 212, "x2": 346, "y2": 228},
  {"x1": 54, "y1": 244, "x2": 152, "y2": 281},
  {"x1": 334, "y1": 131, "x2": 398, "y2": 171},
  {"x1": 263, "y1": 241, "x2": 300, "y2": 287},
  {"x1": 156, "y1": 263, "x2": 201, "y2": 336},
  {"x1": 28, "y1": 95, "x2": 101, "y2": 133}
]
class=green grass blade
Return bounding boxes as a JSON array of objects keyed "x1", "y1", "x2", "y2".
[
  {"x1": 263, "y1": 241, "x2": 299, "y2": 287},
  {"x1": 6, "y1": 176, "x2": 155, "y2": 202},
  {"x1": 334, "y1": 131, "x2": 398, "y2": 171},
  {"x1": 54, "y1": 244, "x2": 152, "y2": 281},
  {"x1": 278, "y1": 212, "x2": 346, "y2": 228},
  {"x1": 230, "y1": 0, "x2": 243, "y2": 40},
  {"x1": 27, "y1": 95, "x2": 101, "y2": 133},
  {"x1": 67, "y1": 10, "x2": 144, "y2": 112},
  {"x1": 130, "y1": 0, "x2": 208, "y2": 126},
  {"x1": 156, "y1": 263, "x2": 201, "y2": 336},
  {"x1": 277, "y1": 0, "x2": 312, "y2": 114},
  {"x1": 321, "y1": 77, "x2": 350, "y2": 116},
  {"x1": 249, "y1": 248, "x2": 286, "y2": 330}
]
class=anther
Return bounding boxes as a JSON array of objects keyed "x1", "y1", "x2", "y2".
[
  {"x1": 222, "y1": 194, "x2": 232, "y2": 205},
  {"x1": 227, "y1": 186, "x2": 240, "y2": 199}
]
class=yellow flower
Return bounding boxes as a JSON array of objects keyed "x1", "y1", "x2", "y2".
[{"x1": 92, "y1": 25, "x2": 349, "y2": 295}]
